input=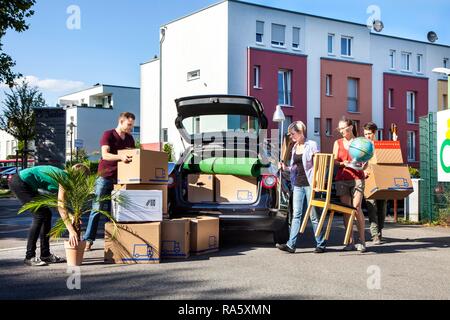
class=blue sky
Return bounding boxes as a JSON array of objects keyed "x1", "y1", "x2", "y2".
[{"x1": 1, "y1": 0, "x2": 449, "y2": 105}]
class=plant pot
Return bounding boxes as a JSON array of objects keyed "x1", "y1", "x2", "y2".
[{"x1": 64, "y1": 240, "x2": 86, "y2": 266}]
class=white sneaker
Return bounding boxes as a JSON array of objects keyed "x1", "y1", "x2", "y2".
[{"x1": 356, "y1": 242, "x2": 367, "y2": 253}]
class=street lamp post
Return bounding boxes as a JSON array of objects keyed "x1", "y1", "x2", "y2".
[
  {"x1": 273, "y1": 105, "x2": 286, "y2": 208},
  {"x1": 432, "y1": 67, "x2": 450, "y2": 109},
  {"x1": 159, "y1": 26, "x2": 167, "y2": 151},
  {"x1": 67, "y1": 121, "x2": 77, "y2": 163}
]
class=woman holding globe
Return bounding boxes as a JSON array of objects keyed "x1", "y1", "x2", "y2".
[{"x1": 333, "y1": 118, "x2": 368, "y2": 253}]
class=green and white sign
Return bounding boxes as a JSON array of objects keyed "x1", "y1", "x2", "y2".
[{"x1": 437, "y1": 109, "x2": 450, "y2": 182}]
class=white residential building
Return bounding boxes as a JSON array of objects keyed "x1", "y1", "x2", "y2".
[
  {"x1": 141, "y1": 0, "x2": 450, "y2": 165},
  {"x1": 0, "y1": 130, "x2": 18, "y2": 160},
  {"x1": 59, "y1": 84, "x2": 140, "y2": 161}
]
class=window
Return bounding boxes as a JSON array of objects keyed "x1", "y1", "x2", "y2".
[
  {"x1": 377, "y1": 130, "x2": 383, "y2": 141},
  {"x1": 444, "y1": 58, "x2": 449, "y2": 68},
  {"x1": 325, "y1": 119, "x2": 332, "y2": 136},
  {"x1": 253, "y1": 65, "x2": 261, "y2": 88},
  {"x1": 389, "y1": 50, "x2": 396, "y2": 69},
  {"x1": 443, "y1": 94, "x2": 447, "y2": 109},
  {"x1": 341, "y1": 36, "x2": 352, "y2": 57},
  {"x1": 352, "y1": 120, "x2": 360, "y2": 135},
  {"x1": 347, "y1": 78, "x2": 359, "y2": 112},
  {"x1": 407, "y1": 131, "x2": 416, "y2": 161},
  {"x1": 271, "y1": 23, "x2": 286, "y2": 47},
  {"x1": 326, "y1": 74, "x2": 332, "y2": 96},
  {"x1": 278, "y1": 70, "x2": 292, "y2": 106},
  {"x1": 314, "y1": 118, "x2": 321, "y2": 135},
  {"x1": 292, "y1": 27, "x2": 300, "y2": 49},
  {"x1": 388, "y1": 89, "x2": 394, "y2": 109},
  {"x1": 407, "y1": 91, "x2": 416, "y2": 123},
  {"x1": 162, "y1": 128, "x2": 168, "y2": 143},
  {"x1": 187, "y1": 70, "x2": 200, "y2": 81},
  {"x1": 256, "y1": 21, "x2": 264, "y2": 44},
  {"x1": 6, "y1": 141, "x2": 10, "y2": 156},
  {"x1": 284, "y1": 116, "x2": 292, "y2": 136},
  {"x1": 132, "y1": 126, "x2": 140, "y2": 134},
  {"x1": 417, "y1": 54, "x2": 423, "y2": 73},
  {"x1": 328, "y1": 34, "x2": 334, "y2": 54},
  {"x1": 401, "y1": 52, "x2": 411, "y2": 71}
]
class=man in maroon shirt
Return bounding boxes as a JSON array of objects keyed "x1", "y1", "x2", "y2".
[{"x1": 83, "y1": 112, "x2": 136, "y2": 250}]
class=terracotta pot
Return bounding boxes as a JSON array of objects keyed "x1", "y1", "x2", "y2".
[{"x1": 64, "y1": 240, "x2": 86, "y2": 266}]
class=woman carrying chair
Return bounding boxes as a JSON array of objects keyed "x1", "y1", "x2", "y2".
[
  {"x1": 333, "y1": 118, "x2": 367, "y2": 253},
  {"x1": 276, "y1": 121, "x2": 327, "y2": 254}
]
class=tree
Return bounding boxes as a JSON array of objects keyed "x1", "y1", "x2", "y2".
[
  {"x1": 0, "y1": 81, "x2": 45, "y2": 168},
  {"x1": 0, "y1": 0, "x2": 36, "y2": 87},
  {"x1": 163, "y1": 143, "x2": 175, "y2": 162}
]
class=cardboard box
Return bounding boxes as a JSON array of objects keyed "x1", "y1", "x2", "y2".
[
  {"x1": 112, "y1": 189, "x2": 163, "y2": 222},
  {"x1": 364, "y1": 164, "x2": 413, "y2": 200},
  {"x1": 369, "y1": 141, "x2": 404, "y2": 164},
  {"x1": 186, "y1": 216, "x2": 219, "y2": 255},
  {"x1": 215, "y1": 175, "x2": 257, "y2": 203},
  {"x1": 104, "y1": 222, "x2": 161, "y2": 264},
  {"x1": 161, "y1": 219, "x2": 190, "y2": 259},
  {"x1": 188, "y1": 174, "x2": 214, "y2": 203},
  {"x1": 114, "y1": 184, "x2": 168, "y2": 214},
  {"x1": 117, "y1": 149, "x2": 168, "y2": 185}
]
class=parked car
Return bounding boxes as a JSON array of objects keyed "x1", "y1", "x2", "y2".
[
  {"x1": 0, "y1": 167, "x2": 20, "y2": 189},
  {"x1": 0, "y1": 166, "x2": 15, "y2": 174},
  {"x1": 168, "y1": 95, "x2": 290, "y2": 243}
]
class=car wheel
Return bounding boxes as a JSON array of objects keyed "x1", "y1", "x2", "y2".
[{"x1": 273, "y1": 219, "x2": 289, "y2": 244}]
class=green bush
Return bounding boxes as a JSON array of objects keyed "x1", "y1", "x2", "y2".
[{"x1": 163, "y1": 143, "x2": 175, "y2": 162}]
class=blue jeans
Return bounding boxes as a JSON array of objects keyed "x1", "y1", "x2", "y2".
[
  {"x1": 83, "y1": 176, "x2": 114, "y2": 243},
  {"x1": 287, "y1": 186, "x2": 327, "y2": 250}
]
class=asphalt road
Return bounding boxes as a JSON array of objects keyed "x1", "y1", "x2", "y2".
[{"x1": 1, "y1": 197, "x2": 449, "y2": 300}]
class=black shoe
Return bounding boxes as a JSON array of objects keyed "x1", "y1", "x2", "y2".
[
  {"x1": 314, "y1": 247, "x2": 326, "y2": 254},
  {"x1": 24, "y1": 257, "x2": 48, "y2": 267},
  {"x1": 276, "y1": 243, "x2": 295, "y2": 253},
  {"x1": 41, "y1": 254, "x2": 66, "y2": 264}
]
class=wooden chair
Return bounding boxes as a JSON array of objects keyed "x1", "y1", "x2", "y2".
[{"x1": 299, "y1": 153, "x2": 356, "y2": 245}]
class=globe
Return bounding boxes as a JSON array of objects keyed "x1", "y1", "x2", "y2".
[{"x1": 349, "y1": 137, "x2": 374, "y2": 163}]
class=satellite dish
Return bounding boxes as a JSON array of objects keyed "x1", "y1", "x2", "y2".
[
  {"x1": 373, "y1": 20, "x2": 384, "y2": 32},
  {"x1": 427, "y1": 31, "x2": 438, "y2": 43}
]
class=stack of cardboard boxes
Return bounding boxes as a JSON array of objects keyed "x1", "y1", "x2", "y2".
[
  {"x1": 364, "y1": 141, "x2": 414, "y2": 200},
  {"x1": 104, "y1": 149, "x2": 219, "y2": 264}
]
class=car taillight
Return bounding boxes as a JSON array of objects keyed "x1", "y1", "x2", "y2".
[
  {"x1": 261, "y1": 174, "x2": 277, "y2": 189},
  {"x1": 168, "y1": 174, "x2": 176, "y2": 188}
]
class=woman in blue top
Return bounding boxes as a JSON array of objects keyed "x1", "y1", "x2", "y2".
[{"x1": 276, "y1": 121, "x2": 327, "y2": 254}]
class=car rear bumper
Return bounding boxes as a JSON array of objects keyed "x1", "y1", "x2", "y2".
[{"x1": 170, "y1": 206, "x2": 287, "y2": 232}]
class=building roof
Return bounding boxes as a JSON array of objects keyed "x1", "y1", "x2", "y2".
[
  {"x1": 162, "y1": 0, "x2": 450, "y2": 49},
  {"x1": 59, "y1": 83, "x2": 139, "y2": 98}
]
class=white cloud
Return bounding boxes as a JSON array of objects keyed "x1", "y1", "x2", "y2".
[
  {"x1": 0, "y1": 75, "x2": 88, "y2": 106},
  {"x1": 1, "y1": 75, "x2": 86, "y2": 93}
]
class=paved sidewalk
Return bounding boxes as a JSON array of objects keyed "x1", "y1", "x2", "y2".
[{"x1": 1, "y1": 198, "x2": 449, "y2": 300}]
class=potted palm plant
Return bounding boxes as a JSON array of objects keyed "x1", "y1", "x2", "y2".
[{"x1": 18, "y1": 165, "x2": 119, "y2": 266}]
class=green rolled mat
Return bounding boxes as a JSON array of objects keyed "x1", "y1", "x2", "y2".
[
  {"x1": 212, "y1": 157, "x2": 262, "y2": 176},
  {"x1": 198, "y1": 157, "x2": 216, "y2": 174},
  {"x1": 183, "y1": 157, "x2": 266, "y2": 177}
]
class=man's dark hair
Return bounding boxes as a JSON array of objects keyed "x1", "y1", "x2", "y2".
[
  {"x1": 119, "y1": 112, "x2": 135, "y2": 121},
  {"x1": 363, "y1": 122, "x2": 378, "y2": 133}
]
